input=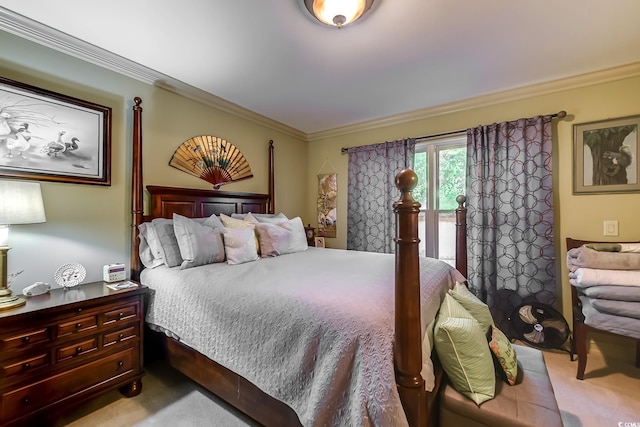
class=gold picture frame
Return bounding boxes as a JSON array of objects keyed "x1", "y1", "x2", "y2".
[
  {"x1": 314, "y1": 237, "x2": 325, "y2": 248},
  {"x1": 573, "y1": 115, "x2": 639, "y2": 194}
]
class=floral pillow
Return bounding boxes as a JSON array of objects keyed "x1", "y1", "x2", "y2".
[{"x1": 488, "y1": 326, "x2": 518, "y2": 385}]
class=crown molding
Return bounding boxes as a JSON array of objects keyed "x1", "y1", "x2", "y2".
[
  {"x1": 4, "y1": 8, "x2": 639, "y2": 143},
  {"x1": 0, "y1": 8, "x2": 305, "y2": 140},
  {"x1": 306, "y1": 61, "x2": 640, "y2": 142}
]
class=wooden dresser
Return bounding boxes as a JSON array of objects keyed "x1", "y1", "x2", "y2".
[{"x1": 0, "y1": 281, "x2": 147, "y2": 427}]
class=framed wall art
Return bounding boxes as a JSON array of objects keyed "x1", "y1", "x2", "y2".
[
  {"x1": 573, "y1": 115, "x2": 639, "y2": 194},
  {"x1": 0, "y1": 77, "x2": 111, "y2": 185}
]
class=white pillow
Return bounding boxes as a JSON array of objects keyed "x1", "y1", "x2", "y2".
[
  {"x1": 223, "y1": 227, "x2": 259, "y2": 265},
  {"x1": 173, "y1": 213, "x2": 225, "y2": 269},
  {"x1": 256, "y1": 213, "x2": 289, "y2": 224},
  {"x1": 151, "y1": 218, "x2": 183, "y2": 267},
  {"x1": 255, "y1": 223, "x2": 292, "y2": 257},
  {"x1": 138, "y1": 222, "x2": 164, "y2": 268},
  {"x1": 278, "y1": 217, "x2": 308, "y2": 253}
]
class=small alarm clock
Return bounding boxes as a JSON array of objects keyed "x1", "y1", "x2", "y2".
[{"x1": 103, "y1": 263, "x2": 126, "y2": 282}]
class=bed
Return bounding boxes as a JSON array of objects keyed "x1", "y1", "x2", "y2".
[{"x1": 128, "y1": 97, "x2": 469, "y2": 427}]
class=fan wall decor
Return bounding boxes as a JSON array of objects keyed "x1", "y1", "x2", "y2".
[{"x1": 169, "y1": 135, "x2": 253, "y2": 189}]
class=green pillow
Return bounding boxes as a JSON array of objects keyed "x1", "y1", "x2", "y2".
[
  {"x1": 488, "y1": 326, "x2": 518, "y2": 385},
  {"x1": 434, "y1": 294, "x2": 496, "y2": 405},
  {"x1": 449, "y1": 282, "x2": 494, "y2": 335}
]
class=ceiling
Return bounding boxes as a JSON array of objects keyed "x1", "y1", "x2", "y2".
[{"x1": 1, "y1": 1, "x2": 640, "y2": 135}]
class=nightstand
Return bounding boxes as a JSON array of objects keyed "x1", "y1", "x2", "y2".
[{"x1": 0, "y1": 281, "x2": 147, "y2": 427}]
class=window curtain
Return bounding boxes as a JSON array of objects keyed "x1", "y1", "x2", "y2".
[
  {"x1": 347, "y1": 138, "x2": 415, "y2": 253},
  {"x1": 466, "y1": 116, "x2": 555, "y2": 331}
]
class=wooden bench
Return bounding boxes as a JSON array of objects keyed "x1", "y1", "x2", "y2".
[{"x1": 439, "y1": 344, "x2": 563, "y2": 427}]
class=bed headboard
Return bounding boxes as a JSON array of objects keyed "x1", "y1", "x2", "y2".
[
  {"x1": 130, "y1": 97, "x2": 274, "y2": 280},
  {"x1": 144, "y1": 186, "x2": 269, "y2": 220}
]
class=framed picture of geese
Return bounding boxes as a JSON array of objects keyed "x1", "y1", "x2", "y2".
[{"x1": 0, "y1": 76, "x2": 111, "y2": 185}]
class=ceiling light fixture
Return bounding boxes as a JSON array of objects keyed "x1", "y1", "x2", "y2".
[{"x1": 304, "y1": 0, "x2": 374, "y2": 28}]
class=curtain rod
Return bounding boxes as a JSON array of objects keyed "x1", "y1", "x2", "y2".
[{"x1": 340, "y1": 110, "x2": 567, "y2": 154}]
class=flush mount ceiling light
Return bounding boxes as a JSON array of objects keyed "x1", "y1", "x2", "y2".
[{"x1": 304, "y1": 0, "x2": 374, "y2": 28}]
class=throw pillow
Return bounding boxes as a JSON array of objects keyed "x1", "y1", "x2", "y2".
[
  {"x1": 255, "y1": 223, "x2": 292, "y2": 257},
  {"x1": 449, "y1": 282, "x2": 494, "y2": 335},
  {"x1": 150, "y1": 218, "x2": 183, "y2": 268},
  {"x1": 278, "y1": 217, "x2": 308, "y2": 253},
  {"x1": 138, "y1": 222, "x2": 164, "y2": 268},
  {"x1": 223, "y1": 227, "x2": 260, "y2": 265},
  {"x1": 434, "y1": 293, "x2": 496, "y2": 405},
  {"x1": 488, "y1": 326, "x2": 518, "y2": 385},
  {"x1": 173, "y1": 213, "x2": 225, "y2": 269}
]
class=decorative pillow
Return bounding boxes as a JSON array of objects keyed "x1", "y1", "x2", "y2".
[
  {"x1": 255, "y1": 223, "x2": 292, "y2": 257},
  {"x1": 138, "y1": 222, "x2": 164, "y2": 268},
  {"x1": 150, "y1": 218, "x2": 183, "y2": 267},
  {"x1": 224, "y1": 213, "x2": 258, "y2": 225},
  {"x1": 173, "y1": 213, "x2": 225, "y2": 269},
  {"x1": 488, "y1": 326, "x2": 518, "y2": 385},
  {"x1": 434, "y1": 293, "x2": 496, "y2": 405},
  {"x1": 199, "y1": 213, "x2": 224, "y2": 229},
  {"x1": 278, "y1": 217, "x2": 308, "y2": 253},
  {"x1": 256, "y1": 213, "x2": 289, "y2": 224},
  {"x1": 220, "y1": 213, "x2": 259, "y2": 253},
  {"x1": 449, "y1": 282, "x2": 494, "y2": 335},
  {"x1": 223, "y1": 227, "x2": 260, "y2": 265}
]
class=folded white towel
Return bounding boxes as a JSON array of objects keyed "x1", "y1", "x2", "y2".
[{"x1": 570, "y1": 268, "x2": 640, "y2": 288}]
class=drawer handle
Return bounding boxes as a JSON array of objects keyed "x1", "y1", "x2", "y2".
[
  {"x1": 77, "y1": 308, "x2": 82, "y2": 313},
  {"x1": 76, "y1": 346, "x2": 83, "y2": 354},
  {"x1": 118, "y1": 333, "x2": 125, "y2": 341},
  {"x1": 23, "y1": 362, "x2": 31, "y2": 369},
  {"x1": 76, "y1": 323, "x2": 83, "y2": 329},
  {"x1": 22, "y1": 397, "x2": 30, "y2": 405},
  {"x1": 22, "y1": 336, "x2": 30, "y2": 344},
  {"x1": 118, "y1": 312, "x2": 125, "y2": 319},
  {"x1": 117, "y1": 361, "x2": 124, "y2": 368}
]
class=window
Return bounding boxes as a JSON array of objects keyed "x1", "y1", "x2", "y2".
[{"x1": 412, "y1": 134, "x2": 466, "y2": 265}]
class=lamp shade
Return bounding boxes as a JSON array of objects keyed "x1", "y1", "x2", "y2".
[{"x1": 0, "y1": 181, "x2": 46, "y2": 225}]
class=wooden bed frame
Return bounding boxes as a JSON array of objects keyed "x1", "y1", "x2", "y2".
[{"x1": 129, "y1": 97, "x2": 468, "y2": 427}]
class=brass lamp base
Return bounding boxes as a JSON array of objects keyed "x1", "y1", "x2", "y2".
[
  {"x1": 0, "y1": 293, "x2": 25, "y2": 311},
  {"x1": 0, "y1": 246, "x2": 26, "y2": 310}
]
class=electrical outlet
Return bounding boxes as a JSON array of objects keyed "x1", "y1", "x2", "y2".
[{"x1": 603, "y1": 220, "x2": 619, "y2": 237}]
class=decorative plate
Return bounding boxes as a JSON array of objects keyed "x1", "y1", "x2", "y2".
[{"x1": 54, "y1": 262, "x2": 87, "y2": 288}]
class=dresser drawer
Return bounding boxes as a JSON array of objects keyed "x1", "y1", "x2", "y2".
[
  {"x1": 56, "y1": 338, "x2": 98, "y2": 362},
  {"x1": 0, "y1": 328, "x2": 50, "y2": 352},
  {"x1": 103, "y1": 302, "x2": 139, "y2": 325},
  {"x1": 103, "y1": 325, "x2": 137, "y2": 347},
  {"x1": 57, "y1": 315, "x2": 98, "y2": 337},
  {"x1": 1, "y1": 353, "x2": 50, "y2": 379},
  {"x1": 1, "y1": 347, "x2": 136, "y2": 423}
]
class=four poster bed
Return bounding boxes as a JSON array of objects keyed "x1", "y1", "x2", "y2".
[{"x1": 129, "y1": 97, "x2": 469, "y2": 427}]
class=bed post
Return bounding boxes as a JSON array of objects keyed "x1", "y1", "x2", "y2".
[
  {"x1": 268, "y1": 140, "x2": 275, "y2": 214},
  {"x1": 130, "y1": 97, "x2": 143, "y2": 281},
  {"x1": 454, "y1": 195, "x2": 467, "y2": 278},
  {"x1": 393, "y1": 169, "x2": 427, "y2": 427}
]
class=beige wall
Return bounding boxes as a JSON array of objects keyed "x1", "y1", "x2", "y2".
[
  {"x1": 1, "y1": 31, "x2": 306, "y2": 292},
  {"x1": 307, "y1": 71, "x2": 640, "y2": 337}
]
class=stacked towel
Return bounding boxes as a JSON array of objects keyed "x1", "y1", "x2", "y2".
[
  {"x1": 567, "y1": 246, "x2": 640, "y2": 272},
  {"x1": 567, "y1": 243, "x2": 640, "y2": 327}
]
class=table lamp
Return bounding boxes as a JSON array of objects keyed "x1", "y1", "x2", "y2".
[{"x1": 0, "y1": 180, "x2": 46, "y2": 310}]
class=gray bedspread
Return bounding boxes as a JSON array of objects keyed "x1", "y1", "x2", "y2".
[{"x1": 142, "y1": 247, "x2": 464, "y2": 427}]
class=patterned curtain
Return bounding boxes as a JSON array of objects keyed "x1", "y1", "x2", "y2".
[
  {"x1": 466, "y1": 116, "x2": 555, "y2": 331},
  {"x1": 347, "y1": 139, "x2": 415, "y2": 253}
]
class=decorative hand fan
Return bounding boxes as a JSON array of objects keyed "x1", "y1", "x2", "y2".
[{"x1": 169, "y1": 135, "x2": 253, "y2": 189}]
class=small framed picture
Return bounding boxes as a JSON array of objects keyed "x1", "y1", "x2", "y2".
[
  {"x1": 573, "y1": 115, "x2": 640, "y2": 194},
  {"x1": 314, "y1": 237, "x2": 325, "y2": 248}
]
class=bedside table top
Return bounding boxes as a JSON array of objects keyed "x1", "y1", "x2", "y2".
[{"x1": 0, "y1": 281, "x2": 147, "y2": 320}]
